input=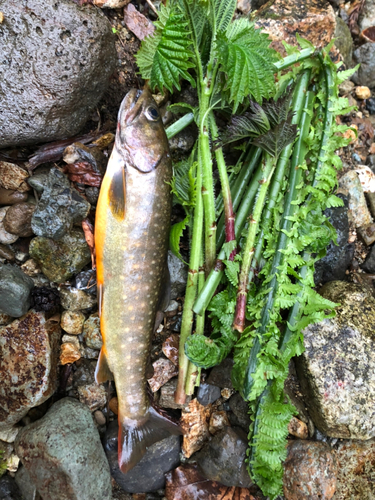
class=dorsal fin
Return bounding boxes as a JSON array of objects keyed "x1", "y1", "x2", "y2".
[{"x1": 109, "y1": 166, "x2": 126, "y2": 220}]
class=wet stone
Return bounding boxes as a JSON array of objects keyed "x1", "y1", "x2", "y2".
[
  {"x1": 208, "y1": 411, "x2": 230, "y2": 435},
  {"x1": 104, "y1": 420, "x2": 180, "y2": 493},
  {"x1": 73, "y1": 269, "x2": 97, "y2": 296},
  {"x1": 0, "y1": 0, "x2": 116, "y2": 148},
  {"x1": 206, "y1": 358, "x2": 234, "y2": 390},
  {"x1": 227, "y1": 393, "x2": 251, "y2": 431},
  {"x1": 168, "y1": 251, "x2": 187, "y2": 300},
  {"x1": 0, "y1": 189, "x2": 28, "y2": 206},
  {"x1": 61, "y1": 310, "x2": 85, "y2": 335},
  {"x1": 0, "y1": 207, "x2": 19, "y2": 245},
  {"x1": 367, "y1": 98, "x2": 375, "y2": 115},
  {"x1": 0, "y1": 475, "x2": 23, "y2": 500},
  {"x1": 296, "y1": 281, "x2": 375, "y2": 439},
  {"x1": 353, "y1": 43, "x2": 375, "y2": 89},
  {"x1": 77, "y1": 383, "x2": 106, "y2": 411},
  {"x1": 29, "y1": 228, "x2": 91, "y2": 283},
  {"x1": 0, "y1": 263, "x2": 34, "y2": 317},
  {"x1": 15, "y1": 398, "x2": 112, "y2": 500},
  {"x1": 0, "y1": 244, "x2": 15, "y2": 262},
  {"x1": 159, "y1": 379, "x2": 191, "y2": 410},
  {"x1": 196, "y1": 383, "x2": 222, "y2": 406},
  {"x1": 3, "y1": 203, "x2": 35, "y2": 238},
  {"x1": 288, "y1": 416, "x2": 308, "y2": 439},
  {"x1": 283, "y1": 440, "x2": 337, "y2": 500},
  {"x1": 361, "y1": 245, "x2": 375, "y2": 273},
  {"x1": 72, "y1": 359, "x2": 96, "y2": 387},
  {"x1": 357, "y1": 222, "x2": 375, "y2": 246},
  {"x1": 82, "y1": 313, "x2": 102, "y2": 349},
  {"x1": 59, "y1": 286, "x2": 96, "y2": 311},
  {"x1": 0, "y1": 311, "x2": 60, "y2": 430},
  {"x1": 27, "y1": 172, "x2": 48, "y2": 194},
  {"x1": 195, "y1": 427, "x2": 253, "y2": 488},
  {"x1": 31, "y1": 168, "x2": 90, "y2": 240}
]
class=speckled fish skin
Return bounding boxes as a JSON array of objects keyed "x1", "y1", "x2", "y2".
[{"x1": 94, "y1": 88, "x2": 179, "y2": 473}]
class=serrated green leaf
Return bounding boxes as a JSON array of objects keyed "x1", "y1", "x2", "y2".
[{"x1": 169, "y1": 217, "x2": 189, "y2": 263}]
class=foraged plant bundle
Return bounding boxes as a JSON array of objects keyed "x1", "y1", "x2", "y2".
[{"x1": 137, "y1": 2, "x2": 358, "y2": 497}]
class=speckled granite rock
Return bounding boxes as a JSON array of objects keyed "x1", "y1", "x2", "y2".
[
  {"x1": 0, "y1": 311, "x2": 60, "y2": 431},
  {"x1": 296, "y1": 281, "x2": 375, "y2": 439},
  {"x1": 0, "y1": 0, "x2": 116, "y2": 148},
  {"x1": 15, "y1": 398, "x2": 112, "y2": 500}
]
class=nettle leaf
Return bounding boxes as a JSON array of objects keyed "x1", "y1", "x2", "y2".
[
  {"x1": 179, "y1": 0, "x2": 208, "y2": 47},
  {"x1": 170, "y1": 216, "x2": 189, "y2": 263},
  {"x1": 136, "y1": 4, "x2": 196, "y2": 93},
  {"x1": 217, "y1": 18, "x2": 278, "y2": 110},
  {"x1": 213, "y1": 0, "x2": 237, "y2": 33},
  {"x1": 170, "y1": 158, "x2": 197, "y2": 209},
  {"x1": 252, "y1": 120, "x2": 297, "y2": 158}
]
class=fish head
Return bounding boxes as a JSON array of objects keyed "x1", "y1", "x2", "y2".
[{"x1": 116, "y1": 88, "x2": 169, "y2": 173}]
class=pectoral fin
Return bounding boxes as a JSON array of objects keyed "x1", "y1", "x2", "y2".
[
  {"x1": 109, "y1": 166, "x2": 126, "y2": 220},
  {"x1": 95, "y1": 348, "x2": 114, "y2": 383}
]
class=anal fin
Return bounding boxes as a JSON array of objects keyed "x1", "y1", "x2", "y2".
[{"x1": 95, "y1": 348, "x2": 114, "y2": 383}]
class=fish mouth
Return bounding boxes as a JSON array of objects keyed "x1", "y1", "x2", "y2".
[{"x1": 119, "y1": 88, "x2": 150, "y2": 125}]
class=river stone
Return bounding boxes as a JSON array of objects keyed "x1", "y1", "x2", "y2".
[
  {"x1": 314, "y1": 194, "x2": 353, "y2": 284},
  {"x1": 29, "y1": 228, "x2": 91, "y2": 283},
  {"x1": 15, "y1": 398, "x2": 112, "y2": 500},
  {"x1": 296, "y1": 281, "x2": 375, "y2": 439},
  {"x1": 359, "y1": 0, "x2": 375, "y2": 31},
  {"x1": 31, "y1": 168, "x2": 90, "y2": 240},
  {"x1": 3, "y1": 203, "x2": 35, "y2": 237},
  {"x1": 60, "y1": 310, "x2": 85, "y2": 335},
  {"x1": 0, "y1": 208, "x2": 18, "y2": 245},
  {"x1": 0, "y1": 189, "x2": 28, "y2": 206},
  {"x1": 104, "y1": 420, "x2": 180, "y2": 493},
  {"x1": 0, "y1": 162, "x2": 30, "y2": 192},
  {"x1": 168, "y1": 251, "x2": 187, "y2": 300},
  {"x1": 334, "y1": 16, "x2": 353, "y2": 68},
  {"x1": 0, "y1": 0, "x2": 116, "y2": 148},
  {"x1": 0, "y1": 244, "x2": 15, "y2": 262},
  {"x1": 27, "y1": 172, "x2": 48, "y2": 194},
  {"x1": 0, "y1": 264, "x2": 34, "y2": 317},
  {"x1": 339, "y1": 171, "x2": 372, "y2": 227},
  {"x1": 0, "y1": 475, "x2": 24, "y2": 500},
  {"x1": 352, "y1": 43, "x2": 375, "y2": 89},
  {"x1": 196, "y1": 383, "x2": 221, "y2": 406},
  {"x1": 0, "y1": 311, "x2": 60, "y2": 431},
  {"x1": 59, "y1": 287, "x2": 96, "y2": 311},
  {"x1": 15, "y1": 466, "x2": 37, "y2": 500},
  {"x1": 82, "y1": 313, "x2": 102, "y2": 349},
  {"x1": 195, "y1": 427, "x2": 252, "y2": 488}
]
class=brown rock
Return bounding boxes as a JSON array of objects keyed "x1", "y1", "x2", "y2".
[
  {"x1": 147, "y1": 358, "x2": 178, "y2": 392},
  {"x1": 355, "y1": 86, "x2": 371, "y2": 100},
  {"x1": 0, "y1": 188, "x2": 28, "y2": 206},
  {"x1": 162, "y1": 334, "x2": 179, "y2": 366},
  {"x1": 209, "y1": 411, "x2": 231, "y2": 435},
  {"x1": 3, "y1": 203, "x2": 35, "y2": 237},
  {"x1": 60, "y1": 342, "x2": 81, "y2": 365},
  {"x1": 0, "y1": 207, "x2": 19, "y2": 245},
  {"x1": 0, "y1": 243, "x2": 15, "y2": 261},
  {"x1": 77, "y1": 383, "x2": 106, "y2": 411},
  {"x1": 93, "y1": 410, "x2": 106, "y2": 426},
  {"x1": 93, "y1": 0, "x2": 130, "y2": 7},
  {"x1": 358, "y1": 223, "x2": 375, "y2": 245},
  {"x1": 288, "y1": 416, "x2": 308, "y2": 439},
  {"x1": 0, "y1": 162, "x2": 30, "y2": 192},
  {"x1": 254, "y1": 0, "x2": 336, "y2": 57},
  {"x1": 21, "y1": 258, "x2": 41, "y2": 277},
  {"x1": 181, "y1": 399, "x2": 211, "y2": 458},
  {"x1": 283, "y1": 440, "x2": 337, "y2": 500},
  {"x1": 124, "y1": 4, "x2": 154, "y2": 41},
  {"x1": 109, "y1": 397, "x2": 118, "y2": 415},
  {"x1": 0, "y1": 311, "x2": 60, "y2": 430},
  {"x1": 60, "y1": 310, "x2": 85, "y2": 335},
  {"x1": 0, "y1": 313, "x2": 12, "y2": 326}
]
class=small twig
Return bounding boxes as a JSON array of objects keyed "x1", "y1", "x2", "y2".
[{"x1": 145, "y1": 0, "x2": 158, "y2": 16}]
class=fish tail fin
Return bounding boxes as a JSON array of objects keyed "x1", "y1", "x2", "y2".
[{"x1": 118, "y1": 406, "x2": 181, "y2": 473}]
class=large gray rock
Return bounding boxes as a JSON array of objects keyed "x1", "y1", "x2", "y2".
[
  {"x1": 15, "y1": 398, "x2": 112, "y2": 500},
  {"x1": 31, "y1": 168, "x2": 90, "y2": 240},
  {"x1": 296, "y1": 281, "x2": 375, "y2": 439},
  {"x1": 353, "y1": 43, "x2": 375, "y2": 89},
  {"x1": 168, "y1": 251, "x2": 187, "y2": 300},
  {"x1": 359, "y1": 0, "x2": 375, "y2": 31},
  {"x1": 0, "y1": 475, "x2": 24, "y2": 500},
  {"x1": 0, "y1": 0, "x2": 116, "y2": 148},
  {"x1": 0, "y1": 264, "x2": 34, "y2": 317},
  {"x1": 0, "y1": 311, "x2": 60, "y2": 431}
]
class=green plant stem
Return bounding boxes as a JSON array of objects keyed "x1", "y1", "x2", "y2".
[
  {"x1": 175, "y1": 159, "x2": 204, "y2": 404},
  {"x1": 166, "y1": 113, "x2": 195, "y2": 139},
  {"x1": 242, "y1": 89, "x2": 315, "y2": 399},
  {"x1": 233, "y1": 153, "x2": 276, "y2": 332},
  {"x1": 274, "y1": 48, "x2": 315, "y2": 71}
]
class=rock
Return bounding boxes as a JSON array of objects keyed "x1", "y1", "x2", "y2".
[
  {"x1": 334, "y1": 438, "x2": 375, "y2": 499},
  {"x1": 165, "y1": 300, "x2": 179, "y2": 317},
  {"x1": 227, "y1": 393, "x2": 251, "y2": 431},
  {"x1": 296, "y1": 281, "x2": 375, "y2": 439},
  {"x1": 206, "y1": 358, "x2": 234, "y2": 389},
  {"x1": 367, "y1": 98, "x2": 375, "y2": 115},
  {"x1": 0, "y1": 311, "x2": 60, "y2": 430},
  {"x1": 73, "y1": 269, "x2": 97, "y2": 296},
  {"x1": 3, "y1": 203, "x2": 35, "y2": 237},
  {"x1": 361, "y1": 245, "x2": 375, "y2": 273},
  {"x1": 60, "y1": 342, "x2": 81, "y2": 365},
  {"x1": 353, "y1": 43, "x2": 375, "y2": 89},
  {"x1": 15, "y1": 466, "x2": 37, "y2": 500},
  {"x1": 93, "y1": 410, "x2": 106, "y2": 426},
  {"x1": 82, "y1": 313, "x2": 102, "y2": 349},
  {"x1": 94, "y1": 0, "x2": 130, "y2": 7},
  {"x1": 60, "y1": 310, "x2": 85, "y2": 335},
  {"x1": 0, "y1": 244, "x2": 15, "y2": 262},
  {"x1": 61, "y1": 334, "x2": 80, "y2": 345},
  {"x1": 168, "y1": 126, "x2": 196, "y2": 154},
  {"x1": 162, "y1": 334, "x2": 179, "y2": 366},
  {"x1": 359, "y1": 0, "x2": 375, "y2": 31},
  {"x1": 84, "y1": 187, "x2": 100, "y2": 206},
  {"x1": 196, "y1": 383, "x2": 222, "y2": 407},
  {"x1": 31, "y1": 169, "x2": 90, "y2": 240},
  {"x1": 0, "y1": 162, "x2": 30, "y2": 192},
  {"x1": 334, "y1": 16, "x2": 353, "y2": 68},
  {"x1": 355, "y1": 86, "x2": 372, "y2": 100},
  {"x1": 195, "y1": 427, "x2": 252, "y2": 488},
  {"x1": 0, "y1": 208, "x2": 19, "y2": 245},
  {"x1": 15, "y1": 398, "x2": 112, "y2": 500},
  {"x1": 0, "y1": 189, "x2": 28, "y2": 206},
  {"x1": 108, "y1": 397, "x2": 118, "y2": 415},
  {"x1": 355, "y1": 164, "x2": 375, "y2": 193},
  {"x1": 29, "y1": 228, "x2": 91, "y2": 283},
  {"x1": 339, "y1": 171, "x2": 372, "y2": 227},
  {"x1": 283, "y1": 440, "x2": 337, "y2": 500},
  {"x1": 168, "y1": 251, "x2": 187, "y2": 300},
  {"x1": 59, "y1": 286, "x2": 96, "y2": 311},
  {"x1": 77, "y1": 383, "x2": 106, "y2": 411},
  {"x1": 20, "y1": 259, "x2": 41, "y2": 277},
  {"x1": 358, "y1": 223, "x2": 375, "y2": 245},
  {"x1": 0, "y1": 475, "x2": 23, "y2": 500},
  {"x1": 30, "y1": 286, "x2": 60, "y2": 314},
  {"x1": 338, "y1": 79, "x2": 355, "y2": 96},
  {"x1": 104, "y1": 420, "x2": 180, "y2": 493},
  {"x1": 159, "y1": 379, "x2": 191, "y2": 410},
  {"x1": 254, "y1": 0, "x2": 336, "y2": 57},
  {"x1": 288, "y1": 416, "x2": 308, "y2": 439},
  {"x1": 0, "y1": 0, "x2": 116, "y2": 148},
  {"x1": 80, "y1": 346, "x2": 99, "y2": 360},
  {"x1": 208, "y1": 411, "x2": 230, "y2": 435},
  {"x1": 124, "y1": 4, "x2": 155, "y2": 41},
  {"x1": 0, "y1": 264, "x2": 34, "y2": 317},
  {"x1": 72, "y1": 359, "x2": 96, "y2": 387},
  {"x1": 147, "y1": 358, "x2": 178, "y2": 392},
  {"x1": 181, "y1": 399, "x2": 211, "y2": 458},
  {"x1": 0, "y1": 314, "x2": 12, "y2": 327}
]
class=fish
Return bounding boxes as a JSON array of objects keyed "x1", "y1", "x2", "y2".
[{"x1": 94, "y1": 88, "x2": 180, "y2": 473}]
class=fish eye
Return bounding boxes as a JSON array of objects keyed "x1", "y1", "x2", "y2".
[{"x1": 145, "y1": 106, "x2": 159, "y2": 121}]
